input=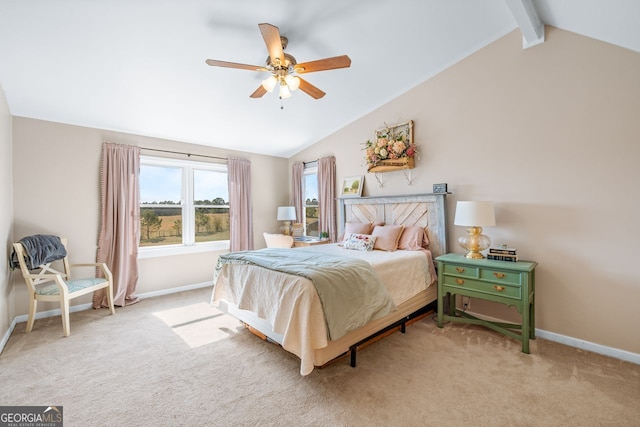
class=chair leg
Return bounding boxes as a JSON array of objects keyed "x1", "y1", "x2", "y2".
[
  {"x1": 60, "y1": 298, "x2": 71, "y2": 337},
  {"x1": 26, "y1": 296, "x2": 37, "y2": 333},
  {"x1": 106, "y1": 283, "x2": 115, "y2": 315}
]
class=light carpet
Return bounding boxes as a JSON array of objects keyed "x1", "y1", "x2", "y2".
[{"x1": 1, "y1": 287, "x2": 638, "y2": 427}]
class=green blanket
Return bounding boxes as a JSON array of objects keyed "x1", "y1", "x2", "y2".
[{"x1": 214, "y1": 248, "x2": 397, "y2": 340}]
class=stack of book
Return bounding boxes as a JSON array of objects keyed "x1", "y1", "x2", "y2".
[{"x1": 487, "y1": 246, "x2": 518, "y2": 262}]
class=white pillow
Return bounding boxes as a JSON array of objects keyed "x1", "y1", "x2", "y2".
[{"x1": 342, "y1": 233, "x2": 376, "y2": 251}]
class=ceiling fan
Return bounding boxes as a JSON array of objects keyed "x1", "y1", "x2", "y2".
[{"x1": 206, "y1": 23, "x2": 351, "y2": 100}]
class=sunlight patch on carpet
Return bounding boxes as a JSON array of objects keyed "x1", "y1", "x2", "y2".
[{"x1": 152, "y1": 302, "x2": 243, "y2": 348}]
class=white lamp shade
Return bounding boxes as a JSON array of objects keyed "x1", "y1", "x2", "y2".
[
  {"x1": 277, "y1": 206, "x2": 297, "y2": 221},
  {"x1": 278, "y1": 84, "x2": 292, "y2": 99},
  {"x1": 454, "y1": 201, "x2": 495, "y2": 227},
  {"x1": 261, "y1": 76, "x2": 277, "y2": 93},
  {"x1": 285, "y1": 75, "x2": 300, "y2": 91}
]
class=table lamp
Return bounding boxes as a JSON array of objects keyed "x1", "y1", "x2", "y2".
[
  {"x1": 277, "y1": 206, "x2": 297, "y2": 236},
  {"x1": 454, "y1": 201, "x2": 495, "y2": 259}
]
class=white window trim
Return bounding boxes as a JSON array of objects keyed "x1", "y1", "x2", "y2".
[{"x1": 138, "y1": 155, "x2": 229, "y2": 258}]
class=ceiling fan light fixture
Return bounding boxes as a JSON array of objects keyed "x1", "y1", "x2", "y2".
[
  {"x1": 279, "y1": 83, "x2": 291, "y2": 99},
  {"x1": 261, "y1": 75, "x2": 278, "y2": 93},
  {"x1": 285, "y1": 75, "x2": 300, "y2": 91},
  {"x1": 206, "y1": 23, "x2": 351, "y2": 101}
]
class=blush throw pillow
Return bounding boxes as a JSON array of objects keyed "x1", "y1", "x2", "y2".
[
  {"x1": 342, "y1": 233, "x2": 376, "y2": 251},
  {"x1": 371, "y1": 224, "x2": 405, "y2": 251},
  {"x1": 397, "y1": 226, "x2": 430, "y2": 250}
]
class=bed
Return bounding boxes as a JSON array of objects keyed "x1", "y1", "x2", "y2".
[{"x1": 211, "y1": 193, "x2": 448, "y2": 375}]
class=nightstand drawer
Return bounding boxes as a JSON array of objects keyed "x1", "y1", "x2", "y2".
[
  {"x1": 479, "y1": 268, "x2": 522, "y2": 286},
  {"x1": 442, "y1": 276, "x2": 522, "y2": 300},
  {"x1": 442, "y1": 263, "x2": 479, "y2": 278}
]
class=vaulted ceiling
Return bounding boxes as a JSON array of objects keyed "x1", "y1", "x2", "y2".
[{"x1": 0, "y1": 0, "x2": 638, "y2": 157}]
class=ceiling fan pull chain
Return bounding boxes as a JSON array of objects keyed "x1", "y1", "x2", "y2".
[{"x1": 280, "y1": 97, "x2": 284, "y2": 110}]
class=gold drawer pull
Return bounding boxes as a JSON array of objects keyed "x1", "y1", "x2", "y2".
[
  {"x1": 455, "y1": 279, "x2": 465, "y2": 285},
  {"x1": 455, "y1": 267, "x2": 465, "y2": 273},
  {"x1": 493, "y1": 285, "x2": 505, "y2": 292},
  {"x1": 493, "y1": 272, "x2": 506, "y2": 279}
]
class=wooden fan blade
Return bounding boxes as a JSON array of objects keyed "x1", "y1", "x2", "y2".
[
  {"x1": 206, "y1": 59, "x2": 267, "y2": 72},
  {"x1": 258, "y1": 23, "x2": 285, "y2": 66},
  {"x1": 297, "y1": 77, "x2": 326, "y2": 99},
  {"x1": 294, "y1": 55, "x2": 351, "y2": 74},
  {"x1": 250, "y1": 85, "x2": 268, "y2": 98}
]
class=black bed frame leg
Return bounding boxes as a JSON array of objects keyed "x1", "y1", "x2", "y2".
[{"x1": 350, "y1": 345, "x2": 357, "y2": 368}]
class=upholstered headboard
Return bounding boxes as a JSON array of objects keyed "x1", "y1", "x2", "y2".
[{"x1": 338, "y1": 193, "x2": 448, "y2": 259}]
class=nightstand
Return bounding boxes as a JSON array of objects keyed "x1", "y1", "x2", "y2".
[
  {"x1": 436, "y1": 253, "x2": 537, "y2": 353},
  {"x1": 293, "y1": 239, "x2": 330, "y2": 248}
]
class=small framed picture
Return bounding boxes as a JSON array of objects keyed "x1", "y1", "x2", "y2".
[{"x1": 341, "y1": 175, "x2": 364, "y2": 197}]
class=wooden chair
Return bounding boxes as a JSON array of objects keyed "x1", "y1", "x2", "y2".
[
  {"x1": 263, "y1": 232, "x2": 294, "y2": 248},
  {"x1": 13, "y1": 238, "x2": 115, "y2": 336}
]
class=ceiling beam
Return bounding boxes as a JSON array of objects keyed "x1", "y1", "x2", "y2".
[{"x1": 505, "y1": 0, "x2": 545, "y2": 48}]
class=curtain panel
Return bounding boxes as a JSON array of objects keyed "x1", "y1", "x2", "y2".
[
  {"x1": 317, "y1": 156, "x2": 337, "y2": 242},
  {"x1": 94, "y1": 142, "x2": 140, "y2": 308},
  {"x1": 228, "y1": 158, "x2": 253, "y2": 252},
  {"x1": 292, "y1": 162, "x2": 304, "y2": 224}
]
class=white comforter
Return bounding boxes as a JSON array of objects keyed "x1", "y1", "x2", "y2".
[{"x1": 211, "y1": 244, "x2": 435, "y2": 375}]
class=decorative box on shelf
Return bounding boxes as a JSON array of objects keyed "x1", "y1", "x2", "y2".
[{"x1": 367, "y1": 157, "x2": 415, "y2": 173}]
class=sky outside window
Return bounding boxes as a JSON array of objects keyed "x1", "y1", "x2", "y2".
[
  {"x1": 140, "y1": 165, "x2": 182, "y2": 203},
  {"x1": 194, "y1": 169, "x2": 228, "y2": 202},
  {"x1": 305, "y1": 173, "x2": 318, "y2": 202},
  {"x1": 140, "y1": 165, "x2": 229, "y2": 204}
]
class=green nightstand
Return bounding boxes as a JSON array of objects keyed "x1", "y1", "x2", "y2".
[{"x1": 436, "y1": 253, "x2": 538, "y2": 353}]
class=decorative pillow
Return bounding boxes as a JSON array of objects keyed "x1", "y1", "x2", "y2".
[
  {"x1": 339, "y1": 222, "x2": 374, "y2": 244},
  {"x1": 371, "y1": 224, "x2": 405, "y2": 252},
  {"x1": 342, "y1": 233, "x2": 377, "y2": 251},
  {"x1": 397, "y1": 226, "x2": 429, "y2": 251}
]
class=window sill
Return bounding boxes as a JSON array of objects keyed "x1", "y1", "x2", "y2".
[{"x1": 138, "y1": 241, "x2": 229, "y2": 259}]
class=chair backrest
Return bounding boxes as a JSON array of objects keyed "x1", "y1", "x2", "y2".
[
  {"x1": 263, "y1": 232, "x2": 294, "y2": 248},
  {"x1": 13, "y1": 238, "x2": 70, "y2": 293}
]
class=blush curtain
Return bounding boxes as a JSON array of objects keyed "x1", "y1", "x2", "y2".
[
  {"x1": 94, "y1": 142, "x2": 140, "y2": 308},
  {"x1": 317, "y1": 156, "x2": 337, "y2": 242},
  {"x1": 292, "y1": 162, "x2": 304, "y2": 224},
  {"x1": 228, "y1": 158, "x2": 253, "y2": 252}
]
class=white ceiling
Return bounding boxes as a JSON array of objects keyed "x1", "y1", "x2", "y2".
[{"x1": 0, "y1": 0, "x2": 638, "y2": 158}]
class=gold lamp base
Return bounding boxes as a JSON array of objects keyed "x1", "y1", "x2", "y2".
[
  {"x1": 458, "y1": 226, "x2": 491, "y2": 259},
  {"x1": 281, "y1": 220, "x2": 292, "y2": 236}
]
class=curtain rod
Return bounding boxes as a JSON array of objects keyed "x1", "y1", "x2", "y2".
[{"x1": 140, "y1": 147, "x2": 227, "y2": 161}]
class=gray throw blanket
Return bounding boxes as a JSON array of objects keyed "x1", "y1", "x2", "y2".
[
  {"x1": 214, "y1": 248, "x2": 397, "y2": 340},
  {"x1": 10, "y1": 234, "x2": 67, "y2": 270}
]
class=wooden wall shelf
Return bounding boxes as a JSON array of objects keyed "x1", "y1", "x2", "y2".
[{"x1": 367, "y1": 157, "x2": 415, "y2": 173}]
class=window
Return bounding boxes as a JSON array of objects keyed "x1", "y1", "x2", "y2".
[
  {"x1": 139, "y1": 156, "x2": 229, "y2": 257},
  {"x1": 303, "y1": 164, "x2": 319, "y2": 237}
]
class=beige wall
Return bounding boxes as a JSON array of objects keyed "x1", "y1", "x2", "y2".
[
  {"x1": 290, "y1": 27, "x2": 640, "y2": 355},
  {"x1": 11, "y1": 118, "x2": 289, "y2": 314},
  {"x1": 0, "y1": 84, "x2": 14, "y2": 336}
]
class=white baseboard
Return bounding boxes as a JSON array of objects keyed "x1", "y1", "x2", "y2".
[
  {"x1": 535, "y1": 329, "x2": 640, "y2": 365},
  {"x1": 136, "y1": 281, "x2": 212, "y2": 300},
  {"x1": 0, "y1": 316, "x2": 18, "y2": 354},
  {"x1": 459, "y1": 309, "x2": 640, "y2": 365},
  {"x1": 0, "y1": 281, "x2": 213, "y2": 355}
]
